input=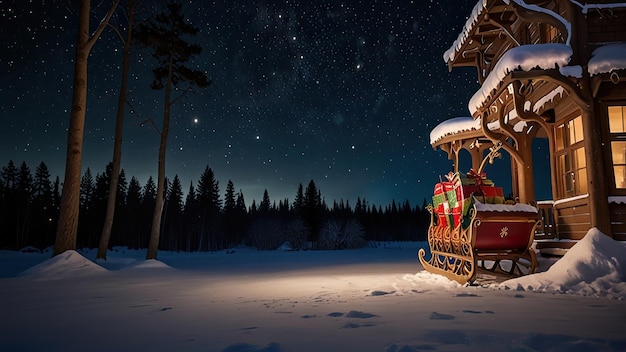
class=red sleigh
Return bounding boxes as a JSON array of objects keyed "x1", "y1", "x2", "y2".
[{"x1": 418, "y1": 147, "x2": 539, "y2": 284}]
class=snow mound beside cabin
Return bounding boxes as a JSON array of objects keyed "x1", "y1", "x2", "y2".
[
  {"x1": 501, "y1": 228, "x2": 626, "y2": 299},
  {"x1": 19, "y1": 250, "x2": 107, "y2": 279}
]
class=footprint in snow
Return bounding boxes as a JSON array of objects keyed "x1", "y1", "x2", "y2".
[
  {"x1": 385, "y1": 343, "x2": 434, "y2": 352},
  {"x1": 429, "y1": 311, "x2": 456, "y2": 320},
  {"x1": 222, "y1": 342, "x2": 281, "y2": 352},
  {"x1": 371, "y1": 290, "x2": 395, "y2": 296},
  {"x1": 341, "y1": 322, "x2": 376, "y2": 329},
  {"x1": 346, "y1": 310, "x2": 378, "y2": 318}
]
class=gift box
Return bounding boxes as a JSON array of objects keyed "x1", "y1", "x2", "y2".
[
  {"x1": 476, "y1": 185, "x2": 505, "y2": 204},
  {"x1": 432, "y1": 180, "x2": 464, "y2": 228},
  {"x1": 432, "y1": 182, "x2": 457, "y2": 227},
  {"x1": 432, "y1": 171, "x2": 506, "y2": 228},
  {"x1": 456, "y1": 170, "x2": 505, "y2": 205}
]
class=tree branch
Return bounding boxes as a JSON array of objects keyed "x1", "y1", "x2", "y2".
[
  {"x1": 140, "y1": 117, "x2": 162, "y2": 135},
  {"x1": 170, "y1": 86, "x2": 195, "y2": 106},
  {"x1": 86, "y1": 0, "x2": 121, "y2": 52}
]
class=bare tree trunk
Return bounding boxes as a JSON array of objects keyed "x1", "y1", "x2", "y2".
[
  {"x1": 53, "y1": 0, "x2": 119, "y2": 257},
  {"x1": 97, "y1": 0, "x2": 136, "y2": 260},
  {"x1": 146, "y1": 54, "x2": 173, "y2": 260},
  {"x1": 54, "y1": 2, "x2": 90, "y2": 256}
]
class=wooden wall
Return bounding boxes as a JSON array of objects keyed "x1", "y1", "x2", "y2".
[
  {"x1": 609, "y1": 202, "x2": 626, "y2": 241},
  {"x1": 554, "y1": 196, "x2": 591, "y2": 240},
  {"x1": 586, "y1": 7, "x2": 626, "y2": 44}
]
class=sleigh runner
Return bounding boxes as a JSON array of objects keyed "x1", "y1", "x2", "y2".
[{"x1": 418, "y1": 170, "x2": 539, "y2": 285}]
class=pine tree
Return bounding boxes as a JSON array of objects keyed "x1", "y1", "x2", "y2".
[
  {"x1": 236, "y1": 190, "x2": 247, "y2": 214},
  {"x1": 259, "y1": 189, "x2": 271, "y2": 213},
  {"x1": 143, "y1": 177, "x2": 157, "y2": 206},
  {"x1": 197, "y1": 166, "x2": 221, "y2": 250},
  {"x1": 0, "y1": 168, "x2": 5, "y2": 248},
  {"x1": 140, "y1": 176, "x2": 157, "y2": 249},
  {"x1": 79, "y1": 168, "x2": 94, "y2": 211},
  {"x1": 32, "y1": 162, "x2": 54, "y2": 248},
  {"x1": 2, "y1": 160, "x2": 18, "y2": 191},
  {"x1": 234, "y1": 190, "x2": 248, "y2": 246},
  {"x1": 293, "y1": 183, "x2": 304, "y2": 214},
  {"x1": 184, "y1": 181, "x2": 199, "y2": 251},
  {"x1": 1, "y1": 161, "x2": 19, "y2": 248},
  {"x1": 164, "y1": 174, "x2": 183, "y2": 250},
  {"x1": 223, "y1": 180, "x2": 237, "y2": 247},
  {"x1": 16, "y1": 162, "x2": 33, "y2": 248},
  {"x1": 303, "y1": 180, "x2": 322, "y2": 241},
  {"x1": 135, "y1": 1, "x2": 210, "y2": 259},
  {"x1": 224, "y1": 180, "x2": 236, "y2": 213},
  {"x1": 125, "y1": 176, "x2": 143, "y2": 248}
]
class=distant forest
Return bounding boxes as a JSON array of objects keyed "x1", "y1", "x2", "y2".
[{"x1": 0, "y1": 160, "x2": 430, "y2": 252}]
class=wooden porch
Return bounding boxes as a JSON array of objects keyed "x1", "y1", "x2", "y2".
[{"x1": 533, "y1": 195, "x2": 626, "y2": 255}]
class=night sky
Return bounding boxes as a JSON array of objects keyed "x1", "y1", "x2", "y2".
[{"x1": 1, "y1": 0, "x2": 492, "y2": 208}]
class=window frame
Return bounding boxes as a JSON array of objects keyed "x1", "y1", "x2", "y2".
[
  {"x1": 554, "y1": 114, "x2": 587, "y2": 198},
  {"x1": 608, "y1": 105, "x2": 626, "y2": 190}
]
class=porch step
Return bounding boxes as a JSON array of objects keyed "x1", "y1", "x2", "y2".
[{"x1": 535, "y1": 239, "x2": 578, "y2": 257}]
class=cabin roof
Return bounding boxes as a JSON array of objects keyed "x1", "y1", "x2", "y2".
[
  {"x1": 430, "y1": 114, "x2": 528, "y2": 145},
  {"x1": 443, "y1": 0, "x2": 572, "y2": 65},
  {"x1": 435, "y1": 1, "x2": 626, "y2": 146},
  {"x1": 468, "y1": 43, "x2": 573, "y2": 115}
]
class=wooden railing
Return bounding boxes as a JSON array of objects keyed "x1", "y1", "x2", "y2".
[{"x1": 535, "y1": 201, "x2": 556, "y2": 239}]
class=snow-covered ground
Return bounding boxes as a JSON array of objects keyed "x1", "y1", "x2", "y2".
[{"x1": 2, "y1": 228, "x2": 626, "y2": 351}]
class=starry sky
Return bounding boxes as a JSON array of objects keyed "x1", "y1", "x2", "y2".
[{"x1": 1, "y1": 0, "x2": 504, "y2": 208}]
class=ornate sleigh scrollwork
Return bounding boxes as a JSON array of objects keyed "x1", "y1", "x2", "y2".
[
  {"x1": 419, "y1": 203, "x2": 481, "y2": 284},
  {"x1": 418, "y1": 196, "x2": 538, "y2": 285},
  {"x1": 418, "y1": 146, "x2": 538, "y2": 285}
]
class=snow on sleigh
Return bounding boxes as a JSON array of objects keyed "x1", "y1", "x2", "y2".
[{"x1": 418, "y1": 169, "x2": 539, "y2": 285}]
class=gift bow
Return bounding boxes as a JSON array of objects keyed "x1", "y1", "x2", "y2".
[{"x1": 467, "y1": 168, "x2": 486, "y2": 187}]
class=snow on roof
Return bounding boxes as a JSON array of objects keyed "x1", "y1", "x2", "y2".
[
  {"x1": 443, "y1": 1, "x2": 486, "y2": 63},
  {"x1": 430, "y1": 110, "x2": 529, "y2": 145},
  {"x1": 609, "y1": 196, "x2": 626, "y2": 204},
  {"x1": 588, "y1": 42, "x2": 626, "y2": 76},
  {"x1": 468, "y1": 43, "x2": 572, "y2": 115},
  {"x1": 533, "y1": 86, "x2": 565, "y2": 113},
  {"x1": 506, "y1": 0, "x2": 571, "y2": 45},
  {"x1": 444, "y1": 0, "x2": 571, "y2": 63},
  {"x1": 559, "y1": 65, "x2": 582, "y2": 78},
  {"x1": 429, "y1": 116, "x2": 480, "y2": 145}
]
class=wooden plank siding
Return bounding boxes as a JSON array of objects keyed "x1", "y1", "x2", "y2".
[
  {"x1": 586, "y1": 7, "x2": 626, "y2": 44},
  {"x1": 609, "y1": 203, "x2": 626, "y2": 241},
  {"x1": 554, "y1": 197, "x2": 591, "y2": 240}
]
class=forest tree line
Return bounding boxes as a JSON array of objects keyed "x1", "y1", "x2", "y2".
[{"x1": 0, "y1": 160, "x2": 430, "y2": 252}]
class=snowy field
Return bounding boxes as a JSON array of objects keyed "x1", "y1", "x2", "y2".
[{"x1": 2, "y1": 228, "x2": 626, "y2": 351}]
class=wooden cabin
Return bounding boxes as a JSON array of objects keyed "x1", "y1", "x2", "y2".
[{"x1": 432, "y1": 0, "x2": 626, "y2": 254}]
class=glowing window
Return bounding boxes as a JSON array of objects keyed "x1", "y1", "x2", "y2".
[
  {"x1": 609, "y1": 106, "x2": 626, "y2": 133},
  {"x1": 612, "y1": 141, "x2": 626, "y2": 188},
  {"x1": 609, "y1": 106, "x2": 626, "y2": 189},
  {"x1": 555, "y1": 115, "x2": 586, "y2": 197}
]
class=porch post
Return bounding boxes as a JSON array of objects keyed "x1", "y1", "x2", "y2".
[{"x1": 581, "y1": 107, "x2": 612, "y2": 236}]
